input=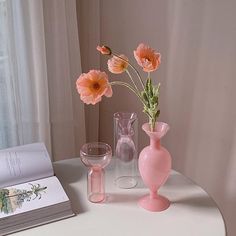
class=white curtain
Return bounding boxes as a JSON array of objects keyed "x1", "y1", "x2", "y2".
[{"x1": 0, "y1": 0, "x2": 86, "y2": 160}]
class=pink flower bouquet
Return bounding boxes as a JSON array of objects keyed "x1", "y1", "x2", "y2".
[{"x1": 76, "y1": 43, "x2": 161, "y2": 131}]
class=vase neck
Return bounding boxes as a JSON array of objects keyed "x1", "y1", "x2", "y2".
[{"x1": 150, "y1": 138, "x2": 161, "y2": 149}]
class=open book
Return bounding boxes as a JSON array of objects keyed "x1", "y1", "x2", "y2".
[{"x1": 0, "y1": 143, "x2": 74, "y2": 235}]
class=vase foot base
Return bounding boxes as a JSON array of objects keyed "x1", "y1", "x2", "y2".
[
  {"x1": 115, "y1": 176, "x2": 137, "y2": 189},
  {"x1": 138, "y1": 194, "x2": 170, "y2": 212}
]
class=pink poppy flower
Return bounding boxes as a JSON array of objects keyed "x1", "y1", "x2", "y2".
[
  {"x1": 96, "y1": 45, "x2": 112, "y2": 55},
  {"x1": 107, "y1": 54, "x2": 129, "y2": 74},
  {"x1": 134, "y1": 43, "x2": 161, "y2": 72},
  {"x1": 76, "y1": 70, "x2": 113, "y2": 105}
]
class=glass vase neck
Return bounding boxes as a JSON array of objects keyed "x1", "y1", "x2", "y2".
[
  {"x1": 142, "y1": 122, "x2": 170, "y2": 148},
  {"x1": 150, "y1": 138, "x2": 161, "y2": 149},
  {"x1": 114, "y1": 112, "x2": 137, "y2": 135}
]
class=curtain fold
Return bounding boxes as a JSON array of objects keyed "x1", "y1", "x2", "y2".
[
  {"x1": 76, "y1": 0, "x2": 101, "y2": 143},
  {"x1": 0, "y1": 0, "x2": 85, "y2": 160},
  {"x1": 42, "y1": 0, "x2": 86, "y2": 160}
]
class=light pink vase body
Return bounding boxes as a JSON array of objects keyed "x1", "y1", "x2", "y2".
[{"x1": 138, "y1": 122, "x2": 171, "y2": 212}]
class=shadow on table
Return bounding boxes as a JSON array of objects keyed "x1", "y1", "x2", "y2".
[
  {"x1": 106, "y1": 193, "x2": 143, "y2": 204},
  {"x1": 65, "y1": 185, "x2": 88, "y2": 214},
  {"x1": 135, "y1": 171, "x2": 197, "y2": 190},
  {"x1": 165, "y1": 172, "x2": 195, "y2": 189},
  {"x1": 172, "y1": 194, "x2": 216, "y2": 209},
  {"x1": 54, "y1": 160, "x2": 84, "y2": 183},
  {"x1": 53, "y1": 160, "x2": 88, "y2": 214}
]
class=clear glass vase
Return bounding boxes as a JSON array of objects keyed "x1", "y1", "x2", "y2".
[{"x1": 114, "y1": 112, "x2": 138, "y2": 189}]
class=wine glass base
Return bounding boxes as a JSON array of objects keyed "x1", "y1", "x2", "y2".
[
  {"x1": 88, "y1": 193, "x2": 105, "y2": 203},
  {"x1": 138, "y1": 194, "x2": 170, "y2": 212}
]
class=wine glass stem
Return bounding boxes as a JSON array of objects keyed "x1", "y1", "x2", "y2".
[
  {"x1": 87, "y1": 167, "x2": 105, "y2": 203},
  {"x1": 150, "y1": 190, "x2": 158, "y2": 199}
]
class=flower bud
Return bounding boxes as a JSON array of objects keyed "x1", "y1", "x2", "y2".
[{"x1": 96, "y1": 45, "x2": 112, "y2": 55}]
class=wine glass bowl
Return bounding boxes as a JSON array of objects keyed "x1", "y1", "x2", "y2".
[{"x1": 80, "y1": 142, "x2": 112, "y2": 168}]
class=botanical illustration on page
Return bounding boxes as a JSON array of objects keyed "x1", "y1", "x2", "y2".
[{"x1": 0, "y1": 183, "x2": 47, "y2": 214}]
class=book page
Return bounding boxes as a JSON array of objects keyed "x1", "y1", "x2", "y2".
[
  {"x1": 0, "y1": 176, "x2": 69, "y2": 219},
  {"x1": 0, "y1": 143, "x2": 53, "y2": 188}
]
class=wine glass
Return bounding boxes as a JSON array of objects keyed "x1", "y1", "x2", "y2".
[{"x1": 80, "y1": 142, "x2": 112, "y2": 203}]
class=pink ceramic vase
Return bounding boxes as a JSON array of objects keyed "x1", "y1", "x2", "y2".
[{"x1": 138, "y1": 122, "x2": 171, "y2": 212}]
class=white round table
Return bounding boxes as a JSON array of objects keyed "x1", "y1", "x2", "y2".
[{"x1": 13, "y1": 158, "x2": 226, "y2": 236}]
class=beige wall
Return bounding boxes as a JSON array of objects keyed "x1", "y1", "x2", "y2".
[{"x1": 98, "y1": 0, "x2": 236, "y2": 235}]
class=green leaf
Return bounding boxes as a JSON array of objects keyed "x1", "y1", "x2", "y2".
[
  {"x1": 145, "y1": 78, "x2": 150, "y2": 92},
  {"x1": 155, "y1": 110, "x2": 160, "y2": 119},
  {"x1": 141, "y1": 91, "x2": 148, "y2": 103}
]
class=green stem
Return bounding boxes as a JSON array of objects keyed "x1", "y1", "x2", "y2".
[
  {"x1": 110, "y1": 81, "x2": 145, "y2": 105},
  {"x1": 149, "y1": 117, "x2": 155, "y2": 132},
  {"x1": 125, "y1": 69, "x2": 139, "y2": 92},
  {"x1": 112, "y1": 52, "x2": 145, "y2": 90}
]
